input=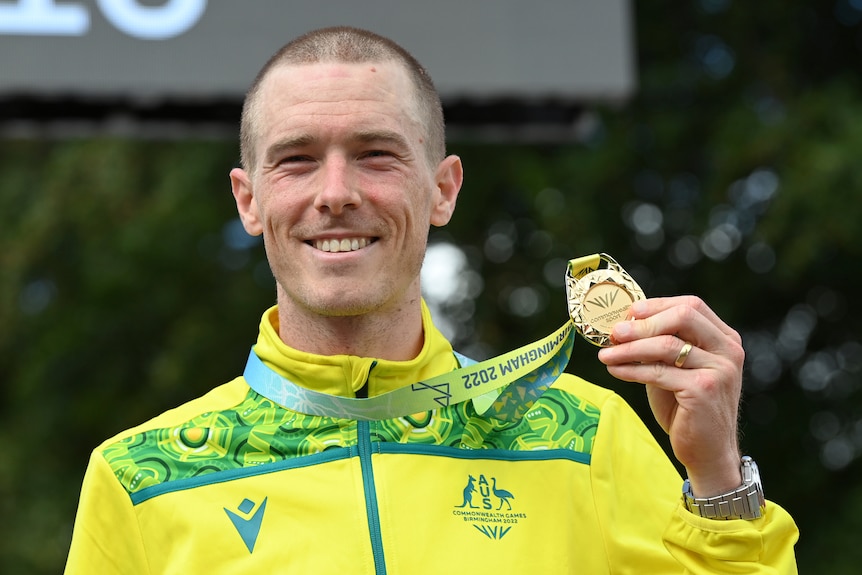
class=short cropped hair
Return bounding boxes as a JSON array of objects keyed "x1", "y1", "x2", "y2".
[{"x1": 239, "y1": 26, "x2": 445, "y2": 172}]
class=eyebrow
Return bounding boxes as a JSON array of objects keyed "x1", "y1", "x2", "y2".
[
  {"x1": 263, "y1": 129, "x2": 412, "y2": 164},
  {"x1": 352, "y1": 129, "x2": 411, "y2": 150}
]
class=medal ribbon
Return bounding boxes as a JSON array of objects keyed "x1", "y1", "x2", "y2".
[{"x1": 243, "y1": 255, "x2": 617, "y2": 422}]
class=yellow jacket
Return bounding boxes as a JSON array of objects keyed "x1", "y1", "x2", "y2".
[{"x1": 65, "y1": 304, "x2": 798, "y2": 574}]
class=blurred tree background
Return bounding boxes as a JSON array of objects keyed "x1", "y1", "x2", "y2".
[{"x1": 2, "y1": 0, "x2": 861, "y2": 572}]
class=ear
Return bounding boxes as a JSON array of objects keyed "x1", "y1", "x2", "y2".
[
  {"x1": 230, "y1": 167, "x2": 263, "y2": 236},
  {"x1": 430, "y1": 155, "x2": 463, "y2": 227}
]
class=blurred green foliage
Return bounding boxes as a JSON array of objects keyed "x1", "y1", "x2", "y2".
[{"x1": 2, "y1": 1, "x2": 862, "y2": 572}]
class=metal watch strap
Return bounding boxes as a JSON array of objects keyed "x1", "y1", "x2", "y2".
[{"x1": 682, "y1": 456, "x2": 766, "y2": 520}]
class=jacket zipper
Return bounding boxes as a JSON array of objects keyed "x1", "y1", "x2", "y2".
[{"x1": 358, "y1": 420, "x2": 387, "y2": 574}]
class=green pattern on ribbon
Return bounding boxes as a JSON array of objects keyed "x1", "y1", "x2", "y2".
[{"x1": 483, "y1": 323, "x2": 575, "y2": 421}]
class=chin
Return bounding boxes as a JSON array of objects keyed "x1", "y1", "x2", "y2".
[
  {"x1": 298, "y1": 289, "x2": 389, "y2": 318},
  {"x1": 279, "y1": 278, "x2": 405, "y2": 318}
]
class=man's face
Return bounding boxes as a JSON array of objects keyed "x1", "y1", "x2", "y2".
[{"x1": 231, "y1": 61, "x2": 460, "y2": 319}]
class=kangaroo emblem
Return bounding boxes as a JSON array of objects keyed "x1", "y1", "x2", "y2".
[{"x1": 455, "y1": 475, "x2": 479, "y2": 508}]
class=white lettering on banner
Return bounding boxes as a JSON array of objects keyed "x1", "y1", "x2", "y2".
[
  {"x1": 96, "y1": 0, "x2": 206, "y2": 40},
  {"x1": 0, "y1": 0, "x2": 206, "y2": 39},
  {"x1": 0, "y1": 0, "x2": 89, "y2": 35}
]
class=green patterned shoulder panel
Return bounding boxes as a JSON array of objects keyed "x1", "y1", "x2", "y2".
[
  {"x1": 102, "y1": 390, "x2": 355, "y2": 495},
  {"x1": 104, "y1": 385, "x2": 601, "y2": 496}
]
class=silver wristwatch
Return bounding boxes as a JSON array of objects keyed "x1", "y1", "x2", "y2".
[{"x1": 682, "y1": 456, "x2": 766, "y2": 520}]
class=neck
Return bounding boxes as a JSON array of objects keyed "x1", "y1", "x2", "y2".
[{"x1": 274, "y1": 292, "x2": 426, "y2": 361}]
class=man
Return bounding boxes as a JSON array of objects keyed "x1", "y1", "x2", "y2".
[{"x1": 65, "y1": 26, "x2": 798, "y2": 573}]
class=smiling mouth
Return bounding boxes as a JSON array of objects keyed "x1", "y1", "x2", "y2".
[{"x1": 312, "y1": 237, "x2": 377, "y2": 253}]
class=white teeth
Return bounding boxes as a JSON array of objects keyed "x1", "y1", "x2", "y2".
[{"x1": 315, "y1": 238, "x2": 369, "y2": 253}]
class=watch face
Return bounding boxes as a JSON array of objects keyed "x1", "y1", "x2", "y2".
[{"x1": 741, "y1": 456, "x2": 766, "y2": 505}]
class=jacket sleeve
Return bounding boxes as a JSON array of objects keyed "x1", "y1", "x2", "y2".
[
  {"x1": 590, "y1": 391, "x2": 799, "y2": 574},
  {"x1": 663, "y1": 499, "x2": 799, "y2": 574},
  {"x1": 64, "y1": 449, "x2": 149, "y2": 575}
]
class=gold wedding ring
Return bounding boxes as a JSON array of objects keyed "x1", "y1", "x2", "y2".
[
  {"x1": 674, "y1": 342, "x2": 693, "y2": 368},
  {"x1": 566, "y1": 254, "x2": 645, "y2": 347}
]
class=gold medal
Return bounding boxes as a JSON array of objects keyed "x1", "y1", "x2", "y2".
[{"x1": 566, "y1": 253, "x2": 645, "y2": 347}]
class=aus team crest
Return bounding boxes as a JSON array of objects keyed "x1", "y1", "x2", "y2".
[{"x1": 452, "y1": 474, "x2": 527, "y2": 540}]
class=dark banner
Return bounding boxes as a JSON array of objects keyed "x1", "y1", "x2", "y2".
[{"x1": 0, "y1": 0, "x2": 634, "y2": 102}]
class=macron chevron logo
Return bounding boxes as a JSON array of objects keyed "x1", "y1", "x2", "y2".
[{"x1": 224, "y1": 497, "x2": 268, "y2": 553}]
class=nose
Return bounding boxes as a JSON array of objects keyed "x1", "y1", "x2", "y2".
[{"x1": 313, "y1": 157, "x2": 362, "y2": 215}]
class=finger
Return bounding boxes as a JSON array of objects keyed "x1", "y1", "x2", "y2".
[
  {"x1": 602, "y1": 360, "x2": 687, "y2": 393},
  {"x1": 627, "y1": 296, "x2": 741, "y2": 343},
  {"x1": 600, "y1": 335, "x2": 705, "y2": 370},
  {"x1": 610, "y1": 304, "x2": 732, "y2": 353},
  {"x1": 601, "y1": 343, "x2": 738, "y2": 398}
]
